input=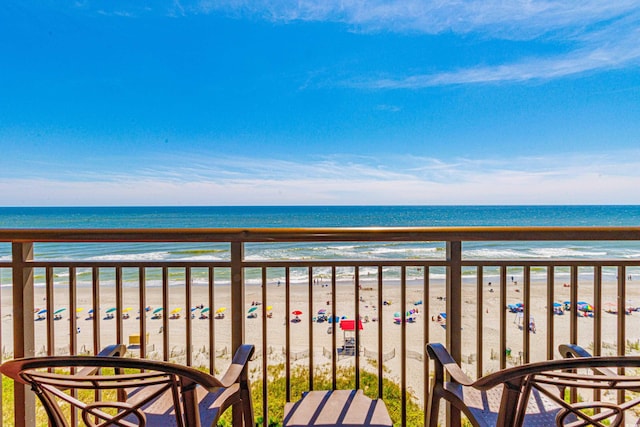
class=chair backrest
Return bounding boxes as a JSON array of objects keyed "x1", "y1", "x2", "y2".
[
  {"x1": 0, "y1": 345, "x2": 254, "y2": 427},
  {"x1": 479, "y1": 357, "x2": 640, "y2": 426},
  {"x1": 427, "y1": 342, "x2": 640, "y2": 427}
]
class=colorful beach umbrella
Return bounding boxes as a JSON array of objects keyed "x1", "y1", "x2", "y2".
[
  {"x1": 317, "y1": 309, "x2": 327, "y2": 314},
  {"x1": 248, "y1": 306, "x2": 258, "y2": 313}
]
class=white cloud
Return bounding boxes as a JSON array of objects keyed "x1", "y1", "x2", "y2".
[
  {"x1": 3, "y1": 152, "x2": 640, "y2": 205},
  {"x1": 192, "y1": 1, "x2": 640, "y2": 86}
]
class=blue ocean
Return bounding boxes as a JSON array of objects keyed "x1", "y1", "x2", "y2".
[{"x1": 1, "y1": 206, "x2": 639, "y2": 285}]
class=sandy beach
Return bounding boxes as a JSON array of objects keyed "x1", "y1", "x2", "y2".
[{"x1": 3, "y1": 275, "x2": 640, "y2": 406}]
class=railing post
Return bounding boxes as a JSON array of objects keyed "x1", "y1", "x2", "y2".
[
  {"x1": 230, "y1": 241, "x2": 245, "y2": 353},
  {"x1": 12, "y1": 242, "x2": 36, "y2": 427},
  {"x1": 230, "y1": 241, "x2": 246, "y2": 427},
  {"x1": 446, "y1": 240, "x2": 462, "y2": 426}
]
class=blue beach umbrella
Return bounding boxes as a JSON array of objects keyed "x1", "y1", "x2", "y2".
[
  {"x1": 106, "y1": 308, "x2": 116, "y2": 314},
  {"x1": 248, "y1": 306, "x2": 258, "y2": 313},
  {"x1": 37, "y1": 309, "x2": 47, "y2": 315},
  {"x1": 54, "y1": 308, "x2": 66, "y2": 315},
  {"x1": 153, "y1": 307, "x2": 163, "y2": 314}
]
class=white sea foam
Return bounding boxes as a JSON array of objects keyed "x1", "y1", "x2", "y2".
[{"x1": 87, "y1": 251, "x2": 171, "y2": 261}]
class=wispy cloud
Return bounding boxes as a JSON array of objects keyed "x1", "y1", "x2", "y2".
[
  {"x1": 3, "y1": 151, "x2": 640, "y2": 205},
  {"x1": 191, "y1": 1, "x2": 640, "y2": 86}
]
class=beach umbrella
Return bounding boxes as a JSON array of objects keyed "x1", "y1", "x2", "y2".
[
  {"x1": 266, "y1": 306, "x2": 272, "y2": 311},
  {"x1": 54, "y1": 308, "x2": 66, "y2": 315},
  {"x1": 37, "y1": 309, "x2": 47, "y2": 315},
  {"x1": 201, "y1": 307, "x2": 210, "y2": 313},
  {"x1": 216, "y1": 307, "x2": 226, "y2": 314},
  {"x1": 76, "y1": 308, "x2": 84, "y2": 313},
  {"x1": 123, "y1": 307, "x2": 132, "y2": 313},
  {"x1": 171, "y1": 308, "x2": 182, "y2": 314},
  {"x1": 292, "y1": 310, "x2": 303, "y2": 316},
  {"x1": 106, "y1": 308, "x2": 116, "y2": 314},
  {"x1": 153, "y1": 307, "x2": 163, "y2": 314},
  {"x1": 248, "y1": 306, "x2": 258, "y2": 313},
  {"x1": 393, "y1": 312, "x2": 401, "y2": 318},
  {"x1": 317, "y1": 308, "x2": 327, "y2": 314}
]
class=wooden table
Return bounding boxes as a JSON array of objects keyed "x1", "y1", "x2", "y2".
[{"x1": 283, "y1": 389, "x2": 393, "y2": 426}]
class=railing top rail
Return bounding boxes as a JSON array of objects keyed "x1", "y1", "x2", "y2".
[{"x1": 0, "y1": 226, "x2": 640, "y2": 242}]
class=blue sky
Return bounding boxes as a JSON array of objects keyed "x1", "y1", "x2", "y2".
[{"x1": 1, "y1": 1, "x2": 639, "y2": 206}]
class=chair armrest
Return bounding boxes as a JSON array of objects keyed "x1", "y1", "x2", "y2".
[
  {"x1": 558, "y1": 343, "x2": 592, "y2": 358},
  {"x1": 426, "y1": 343, "x2": 474, "y2": 386},
  {"x1": 77, "y1": 344, "x2": 127, "y2": 377},
  {"x1": 219, "y1": 344, "x2": 255, "y2": 388},
  {"x1": 558, "y1": 343, "x2": 617, "y2": 377},
  {"x1": 96, "y1": 344, "x2": 127, "y2": 357}
]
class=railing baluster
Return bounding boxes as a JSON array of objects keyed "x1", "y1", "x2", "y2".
[
  {"x1": 400, "y1": 266, "x2": 407, "y2": 427},
  {"x1": 92, "y1": 267, "x2": 101, "y2": 356},
  {"x1": 377, "y1": 265, "x2": 383, "y2": 399},
  {"x1": 331, "y1": 266, "x2": 337, "y2": 390},
  {"x1": 46, "y1": 266, "x2": 55, "y2": 356},
  {"x1": 523, "y1": 266, "x2": 530, "y2": 364},
  {"x1": 285, "y1": 267, "x2": 291, "y2": 403},
  {"x1": 185, "y1": 267, "x2": 192, "y2": 366},
  {"x1": 500, "y1": 265, "x2": 507, "y2": 370},
  {"x1": 423, "y1": 265, "x2": 430, "y2": 427},
  {"x1": 546, "y1": 267, "x2": 554, "y2": 360},
  {"x1": 570, "y1": 266, "x2": 578, "y2": 345},
  {"x1": 355, "y1": 266, "x2": 361, "y2": 390},
  {"x1": 308, "y1": 266, "x2": 314, "y2": 391},
  {"x1": 139, "y1": 267, "x2": 146, "y2": 359},
  {"x1": 162, "y1": 266, "x2": 169, "y2": 361},
  {"x1": 115, "y1": 267, "x2": 123, "y2": 347},
  {"x1": 208, "y1": 266, "x2": 216, "y2": 374},
  {"x1": 476, "y1": 267, "x2": 483, "y2": 378},
  {"x1": 261, "y1": 267, "x2": 268, "y2": 426}
]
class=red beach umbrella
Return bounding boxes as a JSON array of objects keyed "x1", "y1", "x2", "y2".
[{"x1": 292, "y1": 310, "x2": 303, "y2": 316}]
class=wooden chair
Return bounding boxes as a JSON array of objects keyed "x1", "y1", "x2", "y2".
[
  {"x1": 0, "y1": 343, "x2": 254, "y2": 427},
  {"x1": 426, "y1": 342, "x2": 640, "y2": 426}
]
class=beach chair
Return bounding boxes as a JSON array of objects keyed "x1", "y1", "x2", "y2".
[
  {"x1": 0, "y1": 343, "x2": 255, "y2": 427},
  {"x1": 426, "y1": 342, "x2": 640, "y2": 426}
]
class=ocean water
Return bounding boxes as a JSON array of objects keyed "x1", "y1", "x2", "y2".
[{"x1": 0, "y1": 206, "x2": 639, "y2": 285}]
